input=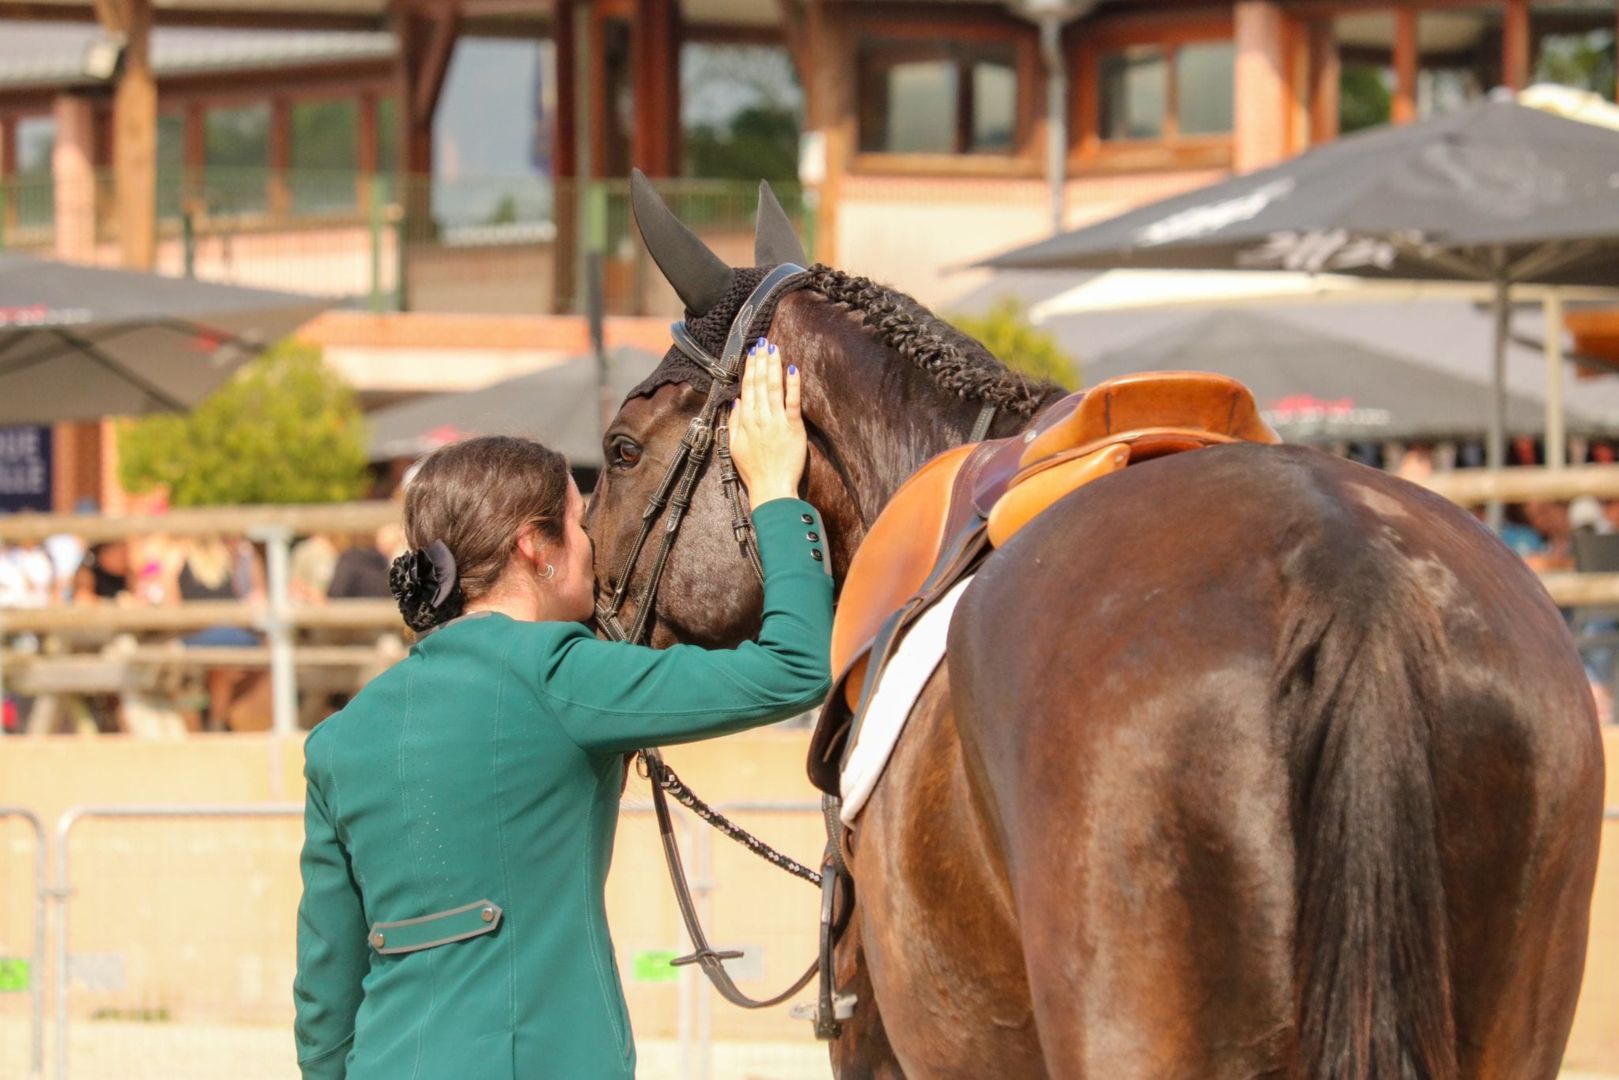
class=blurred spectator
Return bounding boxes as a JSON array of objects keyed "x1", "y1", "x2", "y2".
[
  {"x1": 180, "y1": 536, "x2": 268, "y2": 731},
  {"x1": 74, "y1": 540, "x2": 132, "y2": 604},
  {"x1": 1520, "y1": 501, "x2": 1573, "y2": 572},
  {"x1": 328, "y1": 524, "x2": 404, "y2": 600},
  {"x1": 1394, "y1": 445, "x2": 1434, "y2": 483},
  {"x1": 0, "y1": 542, "x2": 57, "y2": 608},
  {"x1": 1571, "y1": 497, "x2": 1613, "y2": 536},
  {"x1": 290, "y1": 533, "x2": 340, "y2": 605},
  {"x1": 43, "y1": 533, "x2": 84, "y2": 603}
]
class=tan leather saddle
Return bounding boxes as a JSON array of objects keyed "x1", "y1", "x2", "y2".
[{"x1": 808, "y1": 371, "x2": 1281, "y2": 795}]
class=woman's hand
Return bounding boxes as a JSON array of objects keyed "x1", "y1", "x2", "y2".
[{"x1": 729, "y1": 337, "x2": 806, "y2": 508}]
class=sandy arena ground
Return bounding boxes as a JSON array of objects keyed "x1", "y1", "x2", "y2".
[{"x1": 4, "y1": 1017, "x2": 1618, "y2": 1079}]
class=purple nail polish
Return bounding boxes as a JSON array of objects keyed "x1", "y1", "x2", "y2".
[
  {"x1": 769, "y1": 343, "x2": 778, "y2": 354},
  {"x1": 757, "y1": 336, "x2": 767, "y2": 349},
  {"x1": 788, "y1": 364, "x2": 798, "y2": 375}
]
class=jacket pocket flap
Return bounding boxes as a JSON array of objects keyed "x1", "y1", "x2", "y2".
[{"x1": 368, "y1": 899, "x2": 503, "y2": 955}]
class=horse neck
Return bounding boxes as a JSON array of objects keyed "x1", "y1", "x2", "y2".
[{"x1": 794, "y1": 320, "x2": 1029, "y2": 542}]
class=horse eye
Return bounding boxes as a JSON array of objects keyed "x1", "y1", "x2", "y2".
[{"x1": 609, "y1": 436, "x2": 643, "y2": 470}]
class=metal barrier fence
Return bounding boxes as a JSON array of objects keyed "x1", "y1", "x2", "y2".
[
  {"x1": 0, "y1": 807, "x2": 46, "y2": 1078},
  {"x1": 28, "y1": 798, "x2": 833, "y2": 1080}
]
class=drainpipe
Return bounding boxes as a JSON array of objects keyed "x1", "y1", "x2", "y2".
[{"x1": 1009, "y1": 0, "x2": 1096, "y2": 234}]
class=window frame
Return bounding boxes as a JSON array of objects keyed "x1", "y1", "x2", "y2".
[
  {"x1": 1071, "y1": 13, "x2": 1237, "y2": 174},
  {"x1": 847, "y1": 11, "x2": 1042, "y2": 179}
]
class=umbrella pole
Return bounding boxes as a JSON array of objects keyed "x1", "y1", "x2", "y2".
[
  {"x1": 1543, "y1": 289, "x2": 1566, "y2": 470},
  {"x1": 1486, "y1": 272, "x2": 1510, "y2": 532}
]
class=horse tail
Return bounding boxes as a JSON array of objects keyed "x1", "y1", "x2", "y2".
[{"x1": 1281, "y1": 578, "x2": 1458, "y2": 1080}]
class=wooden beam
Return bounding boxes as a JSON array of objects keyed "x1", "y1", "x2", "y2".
[
  {"x1": 1419, "y1": 465, "x2": 1619, "y2": 507},
  {"x1": 552, "y1": 0, "x2": 577, "y2": 312},
  {"x1": 0, "y1": 2, "x2": 383, "y2": 31},
  {"x1": 0, "y1": 500, "x2": 398, "y2": 543},
  {"x1": 0, "y1": 599, "x2": 402, "y2": 635},
  {"x1": 357, "y1": 91, "x2": 378, "y2": 209},
  {"x1": 1503, "y1": 0, "x2": 1529, "y2": 90},
  {"x1": 1538, "y1": 572, "x2": 1619, "y2": 610},
  {"x1": 413, "y1": 5, "x2": 463, "y2": 125},
  {"x1": 1392, "y1": 6, "x2": 1417, "y2": 124}
]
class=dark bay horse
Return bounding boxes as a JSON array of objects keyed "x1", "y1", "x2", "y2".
[{"x1": 585, "y1": 182, "x2": 1606, "y2": 1079}]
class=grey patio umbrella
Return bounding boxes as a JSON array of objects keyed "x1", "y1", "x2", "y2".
[
  {"x1": 1087, "y1": 308, "x2": 1605, "y2": 443},
  {"x1": 0, "y1": 253, "x2": 330, "y2": 423},
  {"x1": 367, "y1": 348, "x2": 660, "y2": 468},
  {"x1": 981, "y1": 96, "x2": 1619, "y2": 520}
]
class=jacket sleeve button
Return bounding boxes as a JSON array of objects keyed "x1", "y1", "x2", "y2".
[
  {"x1": 481, "y1": 906, "x2": 496, "y2": 923},
  {"x1": 806, "y1": 531, "x2": 819, "y2": 542},
  {"x1": 370, "y1": 933, "x2": 385, "y2": 949},
  {"x1": 801, "y1": 513, "x2": 814, "y2": 524},
  {"x1": 811, "y1": 550, "x2": 824, "y2": 562}
]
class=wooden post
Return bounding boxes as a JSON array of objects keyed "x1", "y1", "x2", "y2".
[
  {"x1": 631, "y1": 0, "x2": 680, "y2": 176},
  {"x1": 0, "y1": 114, "x2": 14, "y2": 243},
  {"x1": 268, "y1": 97, "x2": 291, "y2": 214},
  {"x1": 392, "y1": 2, "x2": 461, "y2": 240},
  {"x1": 1503, "y1": 0, "x2": 1530, "y2": 91},
  {"x1": 1392, "y1": 7, "x2": 1417, "y2": 124},
  {"x1": 52, "y1": 93, "x2": 98, "y2": 261},
  {"x1": 1307, "y1": 19, "x2": 1339, "y2": 146},
  {"x1": 112, "y1": 0, "x2": 157, "y2": 268},
  {"x1": 553, "y1": 0, "x2": 578, "y2": 312},
  {"x1": 803, "y1": 0, "x2": 849, "y2": 266},
  {"x1": 1234, "y1": 0, "x2": 1289, "y2": 172},
  {"x1": 357, "y1": 91, "x2": 378, "y2": 211}
]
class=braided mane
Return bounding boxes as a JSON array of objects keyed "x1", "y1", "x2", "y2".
[{"x1": 805, "y1": 264, "x2": 1059, "y2": 418}]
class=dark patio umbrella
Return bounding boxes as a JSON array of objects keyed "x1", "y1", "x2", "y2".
[
  {"x1": 981, "y1": 96, "x2": 1619, "y2": 519},
  {"x1": 367, "y1": 348, "x2": 660, "y2": 468},
  {"x1": 1087, "y1": 308, "x2": 1605, "y2": 443},
  {"x1": 0, "y1": 253, "x2": 330, "y2": 423}
]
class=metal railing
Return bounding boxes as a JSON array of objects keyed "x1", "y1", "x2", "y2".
[
  {"x1": 0, "y1": 807, "x2": 46, "y2": 1078},
  {"x1": 28, "y1": 170, "x2": 810, "y2": 315}
]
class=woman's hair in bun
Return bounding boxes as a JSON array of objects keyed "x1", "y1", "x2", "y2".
[{"x1": 393, "y1": 436, "x2": 569, "y2": 631}]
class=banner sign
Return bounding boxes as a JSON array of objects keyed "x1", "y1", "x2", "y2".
[{"x1": 0, "y1": 425, "x2": 52, "y2": 513}]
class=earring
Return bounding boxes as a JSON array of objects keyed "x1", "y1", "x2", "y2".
[{"x1": 540, "y1": 564, "x2": 556, "y2": 581}]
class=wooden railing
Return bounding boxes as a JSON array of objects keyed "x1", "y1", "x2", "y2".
[{"x1": 0, "y1": 503, "x2": 405, "y2": 735}]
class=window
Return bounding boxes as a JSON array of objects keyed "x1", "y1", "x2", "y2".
[
  {"x1": 156, "y1": 114, "x2": 185, "y2": 220},
  {"x1": 205, "y1": 104, "x2": 271, "y2": 214},
  {"x1": 681, "y1": 43, "x2": 804, "y2": 181},
  {"x1": 857, "y1": 39, "x2": 1020, "y2": 155},
  {"x1": 14, "y1": 116, "x2": 54, "y2": 177},
  {"x1": 1416, "y1": 9, "x2": 1501, "y2": 118},
  {"x1": 1334, "y1": 12, "x2": 1396, "y2": 133},
  {"x1": 1097, "y1": 39, "x2": 1234, "y2": 142},
  {"x1": 291, "y1": 99, "x2": 359, "y2": 213},
  {"x1": 1532, "y1": 2, "x2": 1617, "y2": 98}
]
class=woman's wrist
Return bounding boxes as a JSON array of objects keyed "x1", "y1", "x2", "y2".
[{"x1": 748, "y1": 483, "x2": 798, "y2": 508}]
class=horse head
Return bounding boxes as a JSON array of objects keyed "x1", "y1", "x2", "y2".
[{"x1": 586, "y1": 171, "x2": 1059, "y2": 649}]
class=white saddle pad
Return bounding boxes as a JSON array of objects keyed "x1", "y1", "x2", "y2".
[{"x1": 839, "y1": 575, "x2": 975, "y2": 825}]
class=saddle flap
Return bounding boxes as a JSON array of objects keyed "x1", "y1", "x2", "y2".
[{"x1": 986, "y1": 442, "x2": 1130, "y2": 548}]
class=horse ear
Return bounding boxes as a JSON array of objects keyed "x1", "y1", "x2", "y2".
[
  {"x1": 630, "y1": 168, "x2": 734, "y2": 315},
  {"x1": 754, "y1": 180, "x2": 808, "y2": 267}
]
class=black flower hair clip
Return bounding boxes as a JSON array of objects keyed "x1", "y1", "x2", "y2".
[{"x1": 389, "y1": 539, "x2": 465, "y2": 633}]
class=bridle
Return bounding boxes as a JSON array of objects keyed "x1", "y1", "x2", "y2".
[
  {"x1": 592, "y1": 263, "x2": 857, "y2": 1023},
  {"x1": 594, "y1": 262, "x2": 809, "y2": 646}
]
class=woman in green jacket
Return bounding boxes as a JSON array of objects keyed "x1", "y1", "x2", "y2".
[{"x1": 293, "y1": 341, "x2": 832, "y2": 1080}]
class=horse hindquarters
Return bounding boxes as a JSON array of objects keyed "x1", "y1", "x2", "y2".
[
  {"x1": 950, "y1": 557, "x2": 1302, "y2": 1080},
  {"x1": 948, "y1": 444, "x2": 1604, "y2": 1080}
]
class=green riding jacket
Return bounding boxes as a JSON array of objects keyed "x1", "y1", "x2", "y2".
[{"x1": 293, "y1": 498, "x2": 833, "y2": 1080}]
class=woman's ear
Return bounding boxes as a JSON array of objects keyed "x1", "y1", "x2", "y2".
[{"x1": 515, "y1": 525, "x2": 543, "y2": 566}]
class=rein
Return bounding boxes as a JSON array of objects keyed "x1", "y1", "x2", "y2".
[{"x1": 594, "y1": 264, "x2": 853, "y2": 1016}]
